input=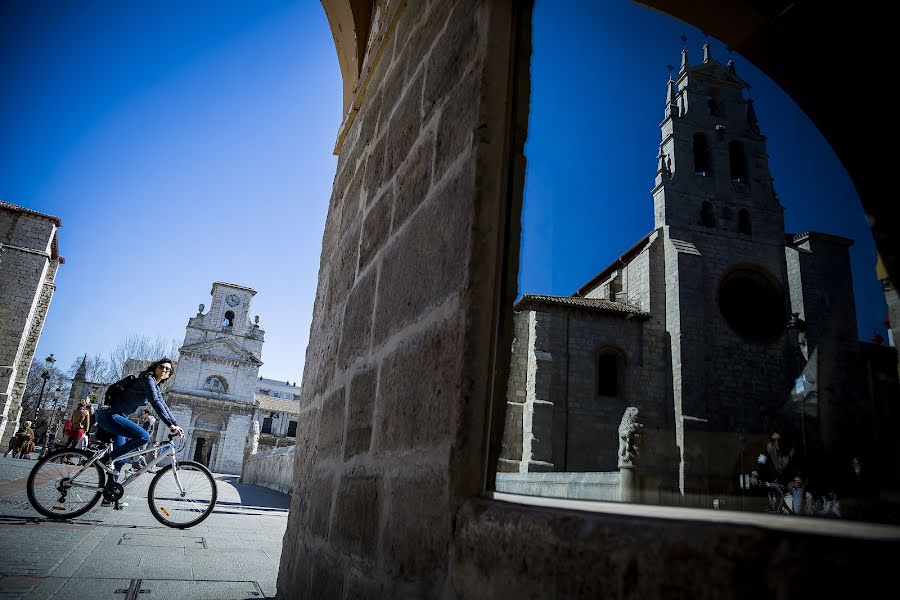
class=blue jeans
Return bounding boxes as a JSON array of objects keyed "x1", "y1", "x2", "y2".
[{"x1": 96, "y1": 409, "x2": 150, "y2": 472}]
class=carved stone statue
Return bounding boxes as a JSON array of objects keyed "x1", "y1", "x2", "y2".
[
  {"x1": 197, "y1": 303, "x2": 205, "y2": 316},
  {"x1": 246, "y1": 419, "x2": 260, "y2": 455},
  {"x1": 617, "y1": 406, "x2": 643, "y2": 467}
]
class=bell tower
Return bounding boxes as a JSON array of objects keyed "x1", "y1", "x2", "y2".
[
  {"x1": 651, "y1": 42, "x2": 794, "y2": 494},
  {"x1": 653, "y1": 41, "x2": 784, "y2": 243}
]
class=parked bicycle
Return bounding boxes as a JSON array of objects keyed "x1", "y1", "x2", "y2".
[{"x1": 26, "y1": 432, "x2": 217, "y2": 528}]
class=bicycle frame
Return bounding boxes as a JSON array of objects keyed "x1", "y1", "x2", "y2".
[
  {"x1": 764, "y1": 481, "x2": 794, "y2": 514},
  {"x1": 65, "y1": 438, "x2": 184, "y2": 494}
]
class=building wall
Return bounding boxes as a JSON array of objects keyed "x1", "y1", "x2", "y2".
[
  {"x1": 277, "y1": 0, "x2": 519, "y2": 595},
  {"x1": 0, "y1": 205, "x2": 60, "y2": 447},
  {"x1": 242, "y1": 445, "x2": 295, "y2": 495}
]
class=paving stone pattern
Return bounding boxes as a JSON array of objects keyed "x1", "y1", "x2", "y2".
[{"x1": 0, "y1": 456, "x2": 288, "y2": 599}]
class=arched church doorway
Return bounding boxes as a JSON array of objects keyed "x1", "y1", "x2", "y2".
[
  {"x1": 193, "y1": 437, "x2": 211, "y2": 465},
  {"x1": 190, "y1": 410, "x2": 225, "y2": 471}
]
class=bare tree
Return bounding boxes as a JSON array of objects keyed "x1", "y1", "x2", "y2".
[
  {"x1": 20, "y1": 358, "x2": 70, "y2": 419},
  {"x1": 107, "y1": 334, "x2": 180, "y2": 379},
  {"x1": 66, "y1": 353, "x2": 115, "y2": 384}
]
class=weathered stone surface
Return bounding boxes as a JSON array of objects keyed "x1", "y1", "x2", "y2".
[
  {"x1": 383, "y1": 466, "x2": 450, "y2": 578},
  {"x1": 293, "y1": 405, "x2": 319, "y2": 482},
  {"x1": 393, "y1": 133, "x2": 435, "y2": 232},
  {"x1": 309, "y1": 551, "x2": 344, "y2": 599},
  {"x1": 374, "y1": 315, "x2": 461, "y2": 453},
  {"x1": 0, "y1": 202, "x2": 61, "y2": 447},
  {"x1": 360, "y1": 186, "x2": 394, "y2": 269},
  {"x1": 345, "y1": 367, "x2": 376, "y2": 460},
  {"x1": 303, "y1": 305, "x2": 342, "y2": 399},
  {"x1": 317, "y1": 387, "x2": 346, "y2": 458},
  {"x1": 308, "y1": 473, "x2": 334, "y2": 540},
  {"x1": 400, "y1": 0, "x2": 452, "y2": 83},
  {"x1": 384, "y1": 71, "x2": 424, "y2": 177},
  {"x1": 373, "y1": 166, "x2": 473, "y2": 345},
  {"x1": 343, "y1": 574, "x2": 383, "y2": 600},
  {"x1": 357, "y1": 86, "x2": 383, "y2": 148},
  {"x1": 363, "y1": 133, "x2": 388, "y2": 199},
  {"x1": 423, "y1": 4, "x2": 478, "y2": 113},
  {"x1": 331, "y1": 471, "x2": 381, "y2": 560},
  {"x1": 325, "y1": 216, "x2": 361, "y2": 320},
  {"x1": 435, "y1": 67, "x2": 478, "y2": 181},
  {"x1": 338, "y1": 267, "x2": 376, "y2": 370}
]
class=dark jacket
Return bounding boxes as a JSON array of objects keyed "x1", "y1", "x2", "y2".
[{"x1": 110, "y1": 374, "x2": 177, "y2": 427}]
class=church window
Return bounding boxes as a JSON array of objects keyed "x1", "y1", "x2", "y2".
[
  {"x1": 287, "y1": 420, "x2": 298, "y2": 437},
  {"x1": 262, "y1": 417, "x2": 273, "y2": 434},
  {"x1": 707, "y1": 87, "x2": 720, "y2": 116},
  {"x1": 700, "y1": 202, "x2": 716, "y2": 227},
  {"x1": 693, "y1": 133, "x2": 710, "y2": 175},
  {"x1": 738, "y1": 209, "x2": 752, "y2": 235},
  {"x1": 729, "y1": 141, "x2": 748, "y2": 182},
  {"x1": 717, "y1": 267, "x2": 783, "y2": 342},
  {"x1": 223, "y1": 311, "x2": 235, "y2": 327},
  {"x1": 204, "y1": 375, "x2": 228, "y2": 393},
  {"x1": 596, "y1": 347, "x2": 625, "y2": 397}
]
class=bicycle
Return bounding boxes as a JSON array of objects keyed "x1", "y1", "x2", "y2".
[
  {"x1": 763, "y1": 481, "x2": 793, "y2": 514},
  {"x1": 26, "y1": 432, "x2": 217, "y2": 529}
]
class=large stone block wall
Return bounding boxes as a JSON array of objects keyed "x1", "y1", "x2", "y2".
[
  {"x1": 522, "y1": 307, "x2": 669, "y2": 473},
  {"x1": 0, "y1": 206, "x2": 60, "y2": 446},
  {"x1": 664, "y1": 225, "x2": 794, "y2": 492},
  {"x1": 277, "y1": 0, "x2": 520, "y2": 596},
  {"x1": 498, "y1": 309, "x2": 530, "y2": 471}
]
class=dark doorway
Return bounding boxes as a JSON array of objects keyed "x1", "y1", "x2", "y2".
[{"x1": 193, "y1": 437, "x2": 208, "y2": 465}]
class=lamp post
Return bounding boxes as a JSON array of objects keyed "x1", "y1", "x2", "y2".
[
  {"x1": 40, "y1": 386, "x2": 64, "y2": 458},
  {"x1": 32, "y1": 353, "x2": 56, "y2": 421}
]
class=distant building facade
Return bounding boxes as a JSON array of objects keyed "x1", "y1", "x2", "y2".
[
  {"x1": 254, "y1": 378, "x2": 300, "y2": 452},
  {"x1": 159, "y1": 282, "x2": 299, "y2": 474},
  {"x1": 0, "y1": 201, "x2": 63, "y2": 447}
]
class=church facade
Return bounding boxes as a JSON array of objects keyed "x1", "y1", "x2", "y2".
[
  {"x1": 162, "y1": 282, "x2": 289, "y2": 475},
  {"x1": 500, "y1": 44, "x2": 900, "y2": 504}
]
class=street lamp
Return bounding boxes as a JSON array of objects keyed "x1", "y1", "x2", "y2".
[
  {"x1": 32, "y1": 353, "x2": 56, "y2": 421},
  {"x1": 39, "y1": 386, "x2": 64, "y2": 458}
]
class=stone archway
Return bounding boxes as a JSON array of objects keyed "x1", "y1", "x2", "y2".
[{"x1": 190, "y1": 410, "x2": 225, "y2": 470}]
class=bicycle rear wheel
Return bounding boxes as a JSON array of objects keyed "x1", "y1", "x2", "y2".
[
  {"x1": 27, "y1": 448, "x2": 106, "y2": 519},
  {"x1": 147, "y1": 461, "x2": 217, "y2": 528}
]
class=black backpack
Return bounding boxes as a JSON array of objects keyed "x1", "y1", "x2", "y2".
[{"x1": 103, "y1": 374, "x2": 139, "y2": 406}]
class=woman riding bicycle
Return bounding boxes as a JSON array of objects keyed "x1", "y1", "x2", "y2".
[{"x1": 96, "y1": 358, "x2": 184, "y2": 482}]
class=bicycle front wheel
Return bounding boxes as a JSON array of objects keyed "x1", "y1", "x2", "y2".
[
  {"x1": 27, "y1": 448, "x2": 105, "y2": 519},
  {"x1": 147, "y1": 461, "x2": 217, "y2": 528}
]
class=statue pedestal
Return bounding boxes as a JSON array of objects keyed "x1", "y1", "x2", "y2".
[{"x1": 618, "y1": 463, "x2": 638, "y2": 503}]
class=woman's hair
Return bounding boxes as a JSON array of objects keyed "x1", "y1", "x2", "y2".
[{"x1": 141, "y1": 358, "x2": 175, "y2": 380}]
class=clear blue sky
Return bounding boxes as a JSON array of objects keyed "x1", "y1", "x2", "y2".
[
  {"x1": 2, "y1": 1, "x2": 341, "y2": 382},
  {"x1": 521, "y1": 1, "x2": 886, "y2": 339},
  {"x1": 2, "y1": 1, "x2": 886, "y2": 388}
]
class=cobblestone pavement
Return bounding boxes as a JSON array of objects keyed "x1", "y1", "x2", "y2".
[{"x1": 0, "y1": 455, "x2": 288, "y2": 599}]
